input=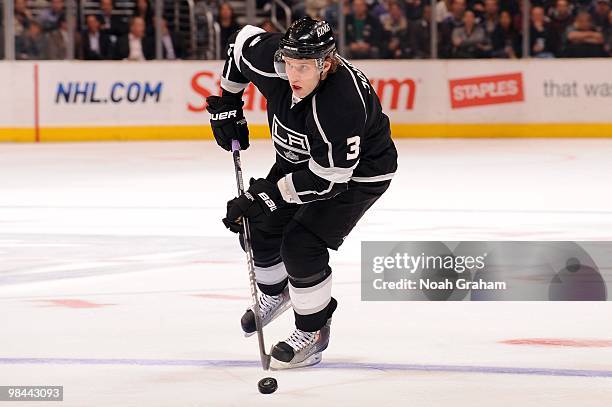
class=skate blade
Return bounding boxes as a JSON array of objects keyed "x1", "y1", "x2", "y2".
[
  {"x1": 269, "y1": 352, "x2": 322, "y2": 370},
  {"x1": 242, "y1": 300, "x2": 292, "y2": 338}
]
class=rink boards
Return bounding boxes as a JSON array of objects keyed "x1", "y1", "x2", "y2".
[{"x1": 1, "y1": 59, "x2": 611, "y2": 142}]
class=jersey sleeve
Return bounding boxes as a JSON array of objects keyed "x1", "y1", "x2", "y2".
[
  {"x1": 277, "y1": 92, "x2": 366, "y2": 204},
  {"x1": 220, "y1": 25, "x2": 285, "y2": 99}
]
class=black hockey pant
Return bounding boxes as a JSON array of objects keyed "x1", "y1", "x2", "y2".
[{"x1": 238, "y1": 167, "x2": 391, "y2": 332}]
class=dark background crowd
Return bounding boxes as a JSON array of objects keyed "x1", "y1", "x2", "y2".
[
  {"x1": 10, "y1": 0, "x2": 186, "y2": 59},
  {"x1": 4, "y1": 0, "x2": 612, "y2": 60},
  {"x1": 291, "y1": 0, "x2": 612, "y2": 58}
]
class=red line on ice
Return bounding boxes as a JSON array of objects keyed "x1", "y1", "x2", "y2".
[
  {"x1": 191, "y1": 293, "x2": 248, "y2": 300},
  {"x1": 30, "y1": 299, "x2": 116, "y2": 308},
  {"x1": 501, "y1": 338, "x2": 612, "y2": 348}
]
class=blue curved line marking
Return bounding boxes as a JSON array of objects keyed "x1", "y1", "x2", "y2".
[{"x1": 0, "y1": 358, "x2": 610, "y2": 378}]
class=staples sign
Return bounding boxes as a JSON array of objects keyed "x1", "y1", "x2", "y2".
[{"x1": 449, "y1": 73, "x2": 524, "y2": 109}]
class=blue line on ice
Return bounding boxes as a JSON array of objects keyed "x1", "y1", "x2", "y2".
[{"x1": 0, "y1": 358, "x2": 611, "y2": 378}]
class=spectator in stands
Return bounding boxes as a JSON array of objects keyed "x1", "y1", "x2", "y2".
[
  {"x1": 482, "y1": 0, "x2": 500, "y2": 38},
  {"x1": 47, "y1": 15, "x2": 81, "y2": 59},
  {"x1": 133, "y1": 0, "x2": 154, "y2": 36},
  {"x1": 0, "y1": 21, "x2": 4, "y2": 59},
  {"x1": 323, "y1": 0, "x2": 351, "y2": 29},
  {"x1": 411, "y1": 3, "x2": 432, "y2": 58},
  {"x1": 564, "y1": 9, "x2": 606, "y2": 56},
  {"x1": 159, "y1": 18, "x2": 185, "y2": 59},
  {"x1": 39, "y1": 0, "x2": 65, "y2": 32},
  {"x1": 436, "y1": 0, "x2": 451, "y2": 23},
  {"x1": 530, "y1": 6, "x2": 555, "y2": 57},
  {"x1": 260, "y1": 19, "x2": 279, "y2": 32},
  {"x1": 578, "y1": 0, "x2": 594, "y2": 6},
  {"x1": 442, "y1": 0, "x2": 466, "y2": 27},
  {"x1": 491, "y1": 10, "x2": 521, "y2": 57},
  {"x1": 82, "y1": 14, "x2": 113, "y2": 60},
  {"x1": 605, "y1": 9, "x2": 612, "y2": 55},
  {"x1": 100, "y1": 0, "x2": 129, "y2": 38},
  {"x1": 592, "y1": 0, "x2": 611, "y2": 31},
  {"x1": 381, "y1": 0, "x2": 414, "y2": 58},
  {"x1": 370, "y1": 0, "x2": 390, "y2": 20},
  {"x1": 440, "y1": 0, "x2": 467, "y2": 57},
  {"x1": 218, "y1": 2, "x2": 240, "y2": 52},
  {"x1": 451, "y1": 9, "x2": 491, "y2": 57},
  {"x1": 293, "y1": 0, "x2": 332, "y2": 20},
  {"x1": 512, "y1": 0, "x2": 525, "y2": 32},
  {"x1": 500, "y1": 0, "x2": 519, "y2": 15},
  {"x1": 470, "y1": 0, "x2": 486, "y2": 20},
  {"x1": 115, "y1": 16, "x2": 153, "y2": 60},
  {"x1": 16, "y1": 21, "x2": 47, "y2": 60},
  {"x1": 549, "y1": 0, "x2": 574, "y2": 54},
  {"x1": 405, "y1": 0, "x2": 425, "y2": 21},
  {"x1": 14, "y1": 0, "x2": 34, "y2": 36},
  {"x1": 346, "y1": 0, "x2": 385, "y2": 58}
]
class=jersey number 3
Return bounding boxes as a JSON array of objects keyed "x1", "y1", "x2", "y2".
[{"x1": 346, "y1": 136, "x2": 360, "y2": 160}]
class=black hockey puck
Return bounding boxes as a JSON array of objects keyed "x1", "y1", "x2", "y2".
[{"x1": 258, "y1": 377, "x2": 278, "y2": 394}]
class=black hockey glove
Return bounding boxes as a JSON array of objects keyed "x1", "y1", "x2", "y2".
[
  {"x1": 206, "y1": 95, "x2": 249, "y2": 151},
  {"x1": 222, "y1": 178, "x2": 284, "y2": 233}
]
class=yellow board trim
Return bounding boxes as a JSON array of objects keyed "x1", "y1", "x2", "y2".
[
  {"x1": 0, "y1": 128, "x2": 37, "y2": 142},
  {"x1": 396, "y1": 123, "x2": 612, "y2": 138},
  {"x1": 1, "y1": 123, "x2": 612, "y2": 142}
]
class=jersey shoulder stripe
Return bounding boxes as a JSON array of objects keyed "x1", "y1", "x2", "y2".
[
  {"x1": 233, "y1": 25, "x2": 284, "y2": 80},
  {"x1": 311, "y1": 95, "x2": 335, "y2": 167},
  {"x1": 337, "y1": 56, "x2": 368, "y2": 123},
  {"x1": 233, "y1": 25, "x2": 266, "y2": 73}
]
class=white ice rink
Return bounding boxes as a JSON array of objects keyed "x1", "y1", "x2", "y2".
[{"x1": 0, "y1": 139, "x2": 611, "y2": 406}]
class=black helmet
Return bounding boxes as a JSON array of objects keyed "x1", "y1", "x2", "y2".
[{"x1": 278, "y1": 17, "x2": 336, "y2": 60}]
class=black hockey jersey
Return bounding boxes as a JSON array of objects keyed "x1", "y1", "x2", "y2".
[{"x1": 220, "y1": 25, "x2": 398, "y2": 204}]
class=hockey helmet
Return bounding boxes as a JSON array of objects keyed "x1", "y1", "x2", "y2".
[{"x1": 277, "y1": 17, "x2": 336, "y2": 67}]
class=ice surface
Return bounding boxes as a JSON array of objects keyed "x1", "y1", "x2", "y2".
[{"x1": 0, "y1": 139, "x2": 611, "y2": 406}]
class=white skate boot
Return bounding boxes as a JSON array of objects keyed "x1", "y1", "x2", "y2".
[
  {"x1": 269, "y1": 317, "x2": 332, "y2": 370},
  {"x1": 241, "y1": 286, "x2": 291, "y2": 337}
]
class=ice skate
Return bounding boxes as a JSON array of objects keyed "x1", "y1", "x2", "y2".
[
  {"x1": 241, "y1": 285, "x2": 291, "y2": 337},
  {"x1": 270, "y1": 317, "x2": 332, "y2": 370}
]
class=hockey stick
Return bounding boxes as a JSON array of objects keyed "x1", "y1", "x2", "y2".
[{"x1": 231, "y1": 139, "x2": 272, "y2": 371}]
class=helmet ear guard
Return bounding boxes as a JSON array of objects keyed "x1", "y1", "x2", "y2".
[{"x1": 315, "y1": 55, "x2": 328, "y2": 71}]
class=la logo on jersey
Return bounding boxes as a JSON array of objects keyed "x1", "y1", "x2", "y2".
[{"x1": 272, "y1": 115, "x2": 311, "y2": 164}]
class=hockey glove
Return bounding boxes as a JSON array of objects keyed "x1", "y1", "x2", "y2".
[
  {"x1": 222, "y1": 178, "x2": 284, "y2": 233},
  {"x1": 206, "y1": 95, "x2": 249, "y2": 151}
]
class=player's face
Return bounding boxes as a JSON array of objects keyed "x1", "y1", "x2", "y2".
[{"x1": 284, "y1": 57, "x2": 322, "y2": 98}]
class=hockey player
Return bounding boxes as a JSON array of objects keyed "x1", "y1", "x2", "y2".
[{"x1": 207, "y1": 17, "x2": 398, "y2": 369}]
